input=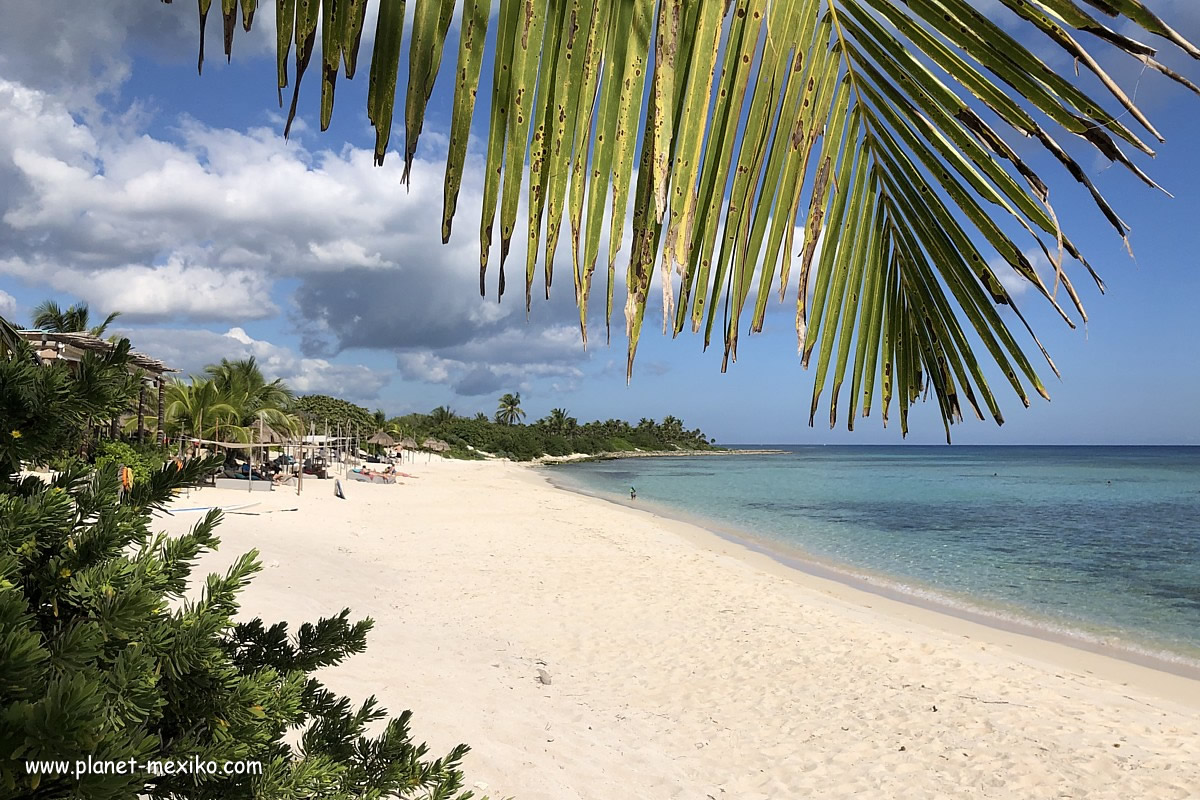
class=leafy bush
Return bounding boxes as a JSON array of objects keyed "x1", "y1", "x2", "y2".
[
  {"x1": 292, "y1": 395, "x2": 375, "y2": 432},
  {"x1": 412, "y1": 408, "x2": 721, "y2": 462},
  {"x1": 1, "y1": 341, "x2": 137, "y2": 472},
  {"x1": 93, "y1": 440, "x2": 153, "y2": 486},
  {"x1": 48, "y1": 454, "x2": 85, "y2": 473}
]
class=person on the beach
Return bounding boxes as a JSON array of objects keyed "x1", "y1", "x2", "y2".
[{"x1": 630, "y1": 486, "x2": 637, "y2": 500}]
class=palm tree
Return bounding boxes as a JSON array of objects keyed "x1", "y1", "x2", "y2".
[
  {"x1": 164, "y1": 378, "x2": 239, "y2": 442},
  {"x1": 189, "y1": 3, "x2": 1199, "y2": 439},
  {"x1": 660, "y1": 415, "x2": 685, "y2": 441},
  {"x1": 203, "y1": 357, "x2": 299, "y2": 439},
  {"x1": 429, "y1": 406, "x2": 457, "y2": 427},
  {"x1": 473, "y1": 412, "x2": 488, "y2": 422},
  {"x1": 495, "y1": 393, "x2": 526, "y2": 426},
  {"x1": 546, "y1": 407, "x2": 571, "y2": 435},
  {"x1": 387, "y1": 419, "x2": 417, "y2": 440},
  {"x1": 32, "y1": 300, "x2": 121, "y2": 337},
  {"x1": 205, "y1": 357, "x2": 293, "y2": 413}
]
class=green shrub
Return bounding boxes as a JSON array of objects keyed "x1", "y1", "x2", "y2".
[
  {"x1": 94, "y1": 440, "x2": 153, "y2": 486},
  {"x1": 48, "y1": 454, "x2": 85, "y2": 473},
  {"x1": 292, "y1": 395, "x2": 374, "y2": 432},
  {"x1": 426, "y1": 402, "x2": 720, "y2": 461},
  {"x1": 132, "y1": 442, "x2": 170, "y2": 472}
]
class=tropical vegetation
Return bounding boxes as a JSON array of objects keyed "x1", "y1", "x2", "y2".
[
  {"x1": 159, "y1": 360, "x2": 302, "y2": 452},
  {"x1": 31, "y1": 299, "x2": 121, "y2": 338},
  {"x1": 163, "y1": 378, "x2": 240, "y2": 441},
  {"x1": 0, "y1": 334, "x2": 143, "y2": 467},
  {"x1": 494, "y1": 392, "x2": 526, "y2": 425},
  {"x1": 178, "y1": 0, "x2": 1200, "y2": 440},
  {"x1": 0, "y1": 330, "x2": 476, "y2": 800},
  {"x1": 393, "y1": 395, "x2": 718, "y2": 461},
  {"x1": 290, "y1": 393, "x2": 376, "y2": 433}
]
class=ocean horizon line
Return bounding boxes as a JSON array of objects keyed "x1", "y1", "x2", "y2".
[{"x1": 717, "y1": 442, "x2": 1200, "y2": 448}]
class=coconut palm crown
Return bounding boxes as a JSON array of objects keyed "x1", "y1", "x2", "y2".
[
  {"x1": 204, "y1": 356, "x2": 299, "y2": 436},
  {"x1": 165, "y1": 359, "x2": 301, "y2": 444},
  {"x1": 184, "y1": 0, "x2": 1199, "y2": 441},
  {"x1": 495, "y1": 393, "x2": 526, "y2": 425},
  {"x1": 31, "y1": 300, "x2": 121, "y2": 338}
]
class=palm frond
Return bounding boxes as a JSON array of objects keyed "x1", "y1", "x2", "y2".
[{"x1": 185, "y1": 0, "x2": 1199, "y2": 438}]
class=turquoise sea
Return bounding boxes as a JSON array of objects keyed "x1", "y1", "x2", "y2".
[{"x1": 549, "y1": 446, "x2": 1200, "y2": 669}]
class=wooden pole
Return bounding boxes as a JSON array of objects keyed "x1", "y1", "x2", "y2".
[
  {"x1": 254, "y1": 416, "x2": 263, "y2": 493},
  {"x1": 136, "y1": 383, "x2": 146, "y2": 444},
  {"x1": 157, "y1": 378, "x2": 166, "y2": 446}
]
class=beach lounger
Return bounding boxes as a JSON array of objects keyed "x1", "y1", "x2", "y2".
[
  {"x1": 347, "y1": 468, "x2": 397, "y2": 484},
  {"x1": 214, "y1": 477, "x2": 275, "y2": 491}
]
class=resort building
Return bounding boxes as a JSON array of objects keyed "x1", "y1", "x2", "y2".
[{"x1": 18, "y1": 329, "x2": 178, "y2": 444}]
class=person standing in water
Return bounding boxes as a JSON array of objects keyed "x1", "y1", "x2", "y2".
[{"x1": 630, "y1": 486, "x2": 637, "y2": 500}]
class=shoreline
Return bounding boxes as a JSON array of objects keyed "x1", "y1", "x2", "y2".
[
  {"x1": 170, "y1": 458, "x2": 1200, "y2": 799},
  {"x1": 534, "y1": 447, "x2": 788, "y2": 464},
  {"x1": 540, "y1": 467, "x2": 1200, "y2": 698}
]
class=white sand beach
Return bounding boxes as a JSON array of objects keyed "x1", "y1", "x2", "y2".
[{"x1": 164, "y1": 459, "x2": 1200, "y2": 800}]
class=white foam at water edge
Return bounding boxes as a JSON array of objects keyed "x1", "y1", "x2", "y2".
[
  {"x1": 797, "y1": 561, "x2": 1200, "y2": 672},
  {"x1": 547, "y1": 472, "x2": 1200, "y2": 676}
]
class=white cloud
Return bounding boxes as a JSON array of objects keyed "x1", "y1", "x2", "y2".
[
  {"x1": 0, "y1": 6, "x2": 729, "y2": 406},
  {"x1": 0, "y1": 289, "x2": 16, "y2": 319},
  {"x1": 0, "y1": 256, "x2": 276, "y2": 322},
  {"x1": 393, "y1": 325, "x2": 586, "y2": 396},
  {"x1": 120, "y1": 326, "x2": 390, "y2": 402},
  {"x1": 0, "y1": 72, "x2": 600, "y2": 391},
  {"x1": 0, "y1": 1, "x2": 186, "y2": 106},
  {"x1": 990, "y1": 247, "x2": 1060, "y2": 299}
]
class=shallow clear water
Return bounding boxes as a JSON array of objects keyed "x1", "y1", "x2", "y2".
[{"x1": 551, "y1": 446, "x2": 1200, "y2": 665}]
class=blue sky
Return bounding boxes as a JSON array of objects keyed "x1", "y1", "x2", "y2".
[{"x1": 1, "y1": 1, "x2": 1197, "y2": 444}]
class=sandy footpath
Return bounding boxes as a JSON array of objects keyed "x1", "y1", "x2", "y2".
[{"x1": 163, "y1": 458, "x2": 1200, "y2": 800}]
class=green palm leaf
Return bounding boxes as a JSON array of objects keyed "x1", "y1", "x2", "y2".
[{"x1": 183, "y1": 0, "x2": 1200, "y2": 438}]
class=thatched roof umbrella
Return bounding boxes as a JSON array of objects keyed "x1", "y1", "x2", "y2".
[
  {"x1": 399, "y1": 437, "x2": 418, "y2": 450},
  {"x1": 367, "y1": 431, "x2": 396, "y2": 447},
  {"x1": 430, "y1": 439, "x2": 451, "y2": 453}
]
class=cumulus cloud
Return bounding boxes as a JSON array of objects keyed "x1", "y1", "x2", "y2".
[
  {"x1": 453, "y1": 366, "x2": 506, "y2": 397},
  {"x1": 0, "y1": 256, "x2": 276, "y2": 322},
  {"x1": 0, "y1": 82, "x2": 420, "y2": 279},
  {"x1": 0, "y1": 1, "x2": 188, "y2": 105},
  {"x1": 120, "y1": 326, "x2": 390, "y2": 402},
  {"x1": 392, "y1": 325, "x2": 585, "y2": 397},
  {"x1": 0, "y1": 69, "x2": 607, "y2": 398},
  {"x1": 0, "y1": 289, "x2": 16, "y2": 319}
]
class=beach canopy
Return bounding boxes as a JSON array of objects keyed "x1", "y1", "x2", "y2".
[
  {"x1": 19, "y1": 329, "x2": 177, "y2": 376},
  {"x1": 252, "y1": 426, "x2": 288, "y2": 445},
  {"x1": 367, "y1": 431, "x2": 396, "y2": 447},
  {"x1": 399, "y1": 437, "x2": 418, "y2": 449},
  {"x1": 421, "y1": 438, "x2": 451, "y2": 453}
]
